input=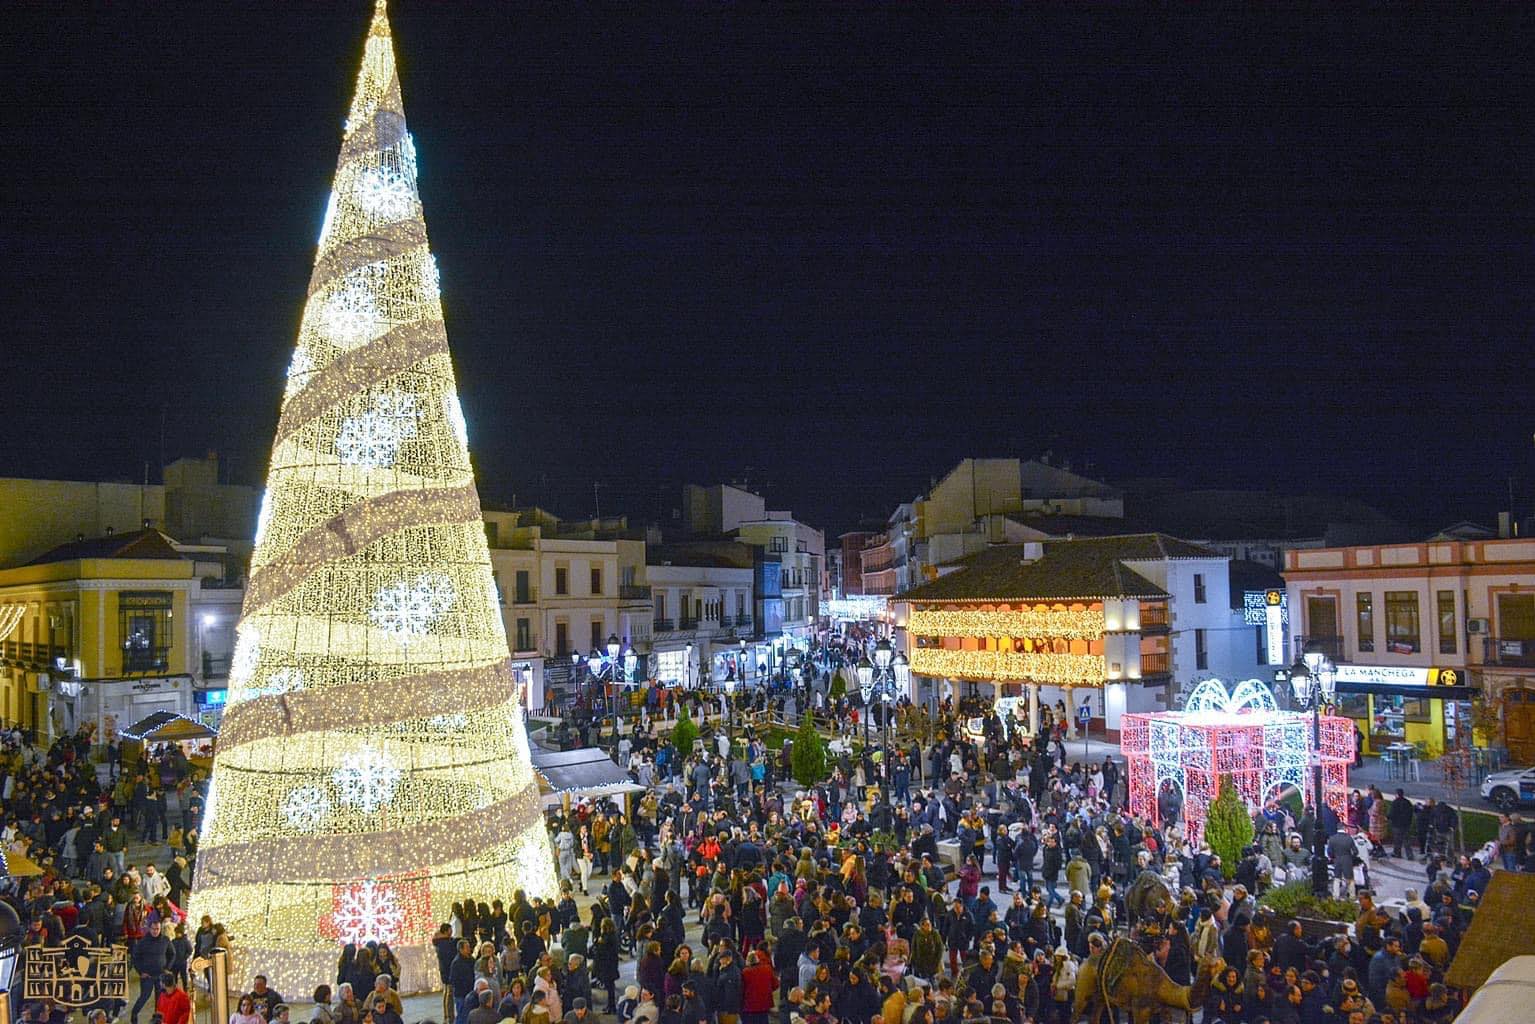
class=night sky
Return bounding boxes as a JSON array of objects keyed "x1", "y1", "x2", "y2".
[{"x1": 4, "y1": 2, "x2": 1532, "y2": 536}]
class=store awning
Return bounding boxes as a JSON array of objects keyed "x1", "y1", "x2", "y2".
[
  {"x1": 1335, "y1": 681, "x2": 1479, "y2": 700},
  {"x1": 530, "y1": 747, "x2": 645, "y2": 806}
]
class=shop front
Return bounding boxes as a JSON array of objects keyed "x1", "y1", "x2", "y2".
[{"x1": 1332, "y1": 664, "x2": 1474, "y2": 758}]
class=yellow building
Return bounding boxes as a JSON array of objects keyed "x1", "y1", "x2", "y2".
[{"x1": 0, "y1": 529, "x2": 243, "y2": 740}]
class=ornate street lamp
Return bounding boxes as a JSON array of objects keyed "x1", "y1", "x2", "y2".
[{"x1": 1288, "y1": 639, "x2": 1337, "y2": 898}]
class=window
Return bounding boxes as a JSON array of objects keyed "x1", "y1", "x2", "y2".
[
  {"x1": 1195, "y1": 628, "x2": 1208, "y2": 670},
  {"x1": 1438, "y1": 590, "x2": 1457, "y2": 654},
  {"x1": 1193, "y1": 573, "x2": 1207, "y2": 604},
  {"x1": 590, "y1": 620, "x2": 602, "y2": 651},
  {"x1": 1500, "y1": 593, "x2": 1535, "y2": 640},
  {"x1": 554, "y1": 621, "x2": 569, "y2": 655},
  {"x1": 770, "y1": 536, "x2": 788, "y2": 553},
  {"x1": 514, "y1": 570, "x2": 531, "y2": 604},
  {"x1": 656, "y1": 594, "x2": 666, "y2": 619},
  {"x1": 118, "y1": 591, "x2": 173, "y2": 673},
  {"x1": 1384, "y1": 591, "x2": 1421, "y2": 653},
  {"x1": 1307, "y1": 596, "x2": 1338, "y2": 638},
  {"x1": 515, "y1": 618, "x2": 531, "y2": 651},
  {"x1": 1356, "y1": 593, "x2": 1374, "y2": 653},
  {"x1": 590, "y1": 567, "x2": 603, "y2": 596},
  {"x1": 554, "y1": 566, "x2": 568, "y2": 595},
  {"x1": 1255, "y1": 625, "x2": 1266, "y2": 664}
]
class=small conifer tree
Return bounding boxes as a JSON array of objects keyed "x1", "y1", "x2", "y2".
[
  {"x1": 792, "y1": 711, "x2": 829, "y2": 787},
  {"x1": 1205, "y1": 774, "x2": 1255, "y2": 878},
  {"x1": 671, "y1": 705, "x2": 699, "y2": 758}
]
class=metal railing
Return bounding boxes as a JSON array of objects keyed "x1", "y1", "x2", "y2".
[
  {"x1": 512, "y1": 588, "x2": 538, "y2": 605},
  {"x1": 619, "y1": 584, "x2": 652, "y2": 600},
  {"x1": 1483, "y1": 636, "x2": 1535, "y2": 668},
  {"x1": 1294, "y1": 634, "x2": 1346, "y2": 663},
  {"x1": 1140, "y1": 652, "x2": 1171, "y2": 676},
  {"x1": 653, "y1": 618, "x2": 675, "y2": 632}
]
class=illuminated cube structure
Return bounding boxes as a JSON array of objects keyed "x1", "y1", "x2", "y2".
[{"x1": 1123, "y1": 706, "x2": 1353, "y2": 847}]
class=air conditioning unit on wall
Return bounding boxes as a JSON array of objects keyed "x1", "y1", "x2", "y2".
[{"x1": 1468, "y1": 618, "x2": 1489, "y2": 634}]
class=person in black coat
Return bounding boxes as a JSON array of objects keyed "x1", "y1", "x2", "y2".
[{"x1": 1273, "y1": 920, "x2": 1310, "y2": 974}]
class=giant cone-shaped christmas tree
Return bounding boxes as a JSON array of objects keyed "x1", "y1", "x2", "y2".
[{"x1": 190, "y1": 0, "x2": 558, "y2": 993}]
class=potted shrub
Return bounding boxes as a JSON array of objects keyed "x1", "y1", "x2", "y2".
[{"x1": 1257, "y1": 880, "x2": 1356, "y2": 940}]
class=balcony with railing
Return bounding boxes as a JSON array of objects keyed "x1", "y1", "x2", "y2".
[
  {"x1": 619, "y1": 584, "x2": 652, "y2": 601},
  {"x1": 679, "y1": 617, "x2": 700, "y2": 630},
  {"x1": 1483, "y1": 636, "x2": 1535, "y2": 668},
  {"x1": 201, "y1": 652, "x2": 231, "y2": 679},
  {"x1": 653, "y1": 618, "x2": 675, "y2": 633},
  {"x1": 735, "y1": 614, "x2": 754, "y2": 627},
  {"x1": 1138, "y1": 604, "x2": 1170, "y2": 633},
  {"x1": 1, "y1": 641, "x2": 68, "y2": 669},
  {"x1": 1139, "y1": 651, "x2": 1171, "y2": 678},
  {"x1": 1293, "y1": 634, "x2": 1346, "y2": 663},
  {"x1": 512, "y1": 587, "x2": 538, "y2": 605}
]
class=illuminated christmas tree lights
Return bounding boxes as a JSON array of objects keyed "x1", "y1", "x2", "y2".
[{"x1": 189, "y1": 0, "x2": 558, "y2": 993}]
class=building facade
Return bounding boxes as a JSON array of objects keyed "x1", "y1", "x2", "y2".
[
  {"x1": 0, "y1": 529, "x2": 243, "y2": 741},
  {"x1": 1283, "y1": 536, "x2": 1535, "y2": 757},
  {"x1": 895, "y1": 534, "x2": 1253, "y2": 737}
]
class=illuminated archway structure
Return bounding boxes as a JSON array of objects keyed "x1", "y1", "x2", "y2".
[
  {"x1": 188, "y1": 0, "x2": 558, "y2": 995},
  {"x1": 1122, "y1": 679, "x2": 1354, "y2": 846}
]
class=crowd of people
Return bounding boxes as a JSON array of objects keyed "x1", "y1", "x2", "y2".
[{"x1": 1, "y1": 660, "x2": 1524, "y2": 1024}]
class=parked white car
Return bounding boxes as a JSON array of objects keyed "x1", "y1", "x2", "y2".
[{"x1": 1480, "y1": 766, "x2": 1535, "y2": 812}]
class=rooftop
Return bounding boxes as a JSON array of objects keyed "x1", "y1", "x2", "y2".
[
  {"x1": 896, "y1": 533, "x2": 1218, "y2": 603},
  {"x1": 25, "y1": 528, "x2": 186, "y2": 566}
]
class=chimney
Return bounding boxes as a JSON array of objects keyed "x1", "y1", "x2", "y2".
[{"x1": 1499, "y1": 512, "x2": 1513, "y2": 539}]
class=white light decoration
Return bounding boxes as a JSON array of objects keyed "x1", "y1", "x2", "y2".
[
  {"x1": 190, "y1": 0, "x2": 560, "y2": 996},
  {"x1": 229, "y1": 628, "x2": 261, "y2": 686},
  {"x1": 284, "y1": 347, "x2": 314, "y2": 400},
  {"x1": 282, "y1": 786, "x2": 332, "y2": 833},
  {"x1": 235, "y1": 667, "x2": 306, "y2": 705},
  {"x1": 443, "y1": 392, "x2": 467, "y2": 448},
  {"x1": 368, "y1": 571, "x2": 455, "y2": 645},
  {"x1": 355, "y1": 165, "x2": 417, "y2": 219},
  {"x1": 319, "y1": 279, "x2": 383, "y2": 347},
  {"x1": 335, "y1": 391, "x2": 420, "y2": 469},
  {"x1": 333, "y1": 745, "x2": 403, "y2": 813},
  {"x1": 419, "y1": 252, "x2": 441, "y2": 303},
  {"x1": 254, "y1": 490, "x2": 273, "y2": 546},
  {"x1": 1182, "y1": 677, "x2": 1279, "y2": 716},
  {"x1": 318, "y1": 190, "x2": 340, "y2": 246},
  {"x1": 330, "y1": 880, "x2": 404, "y2": 945}
]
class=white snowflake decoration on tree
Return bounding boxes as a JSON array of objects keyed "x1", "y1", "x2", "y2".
[
  {"x1": 319, "y1": 280, "x2": 382, "y2": 348},
  {"x1": 331, "y1": 880, "x2": 404, "y2": 945},
  {"x1": 333, "y1": 745, "x2": 403, "y2": 813},
  {"x1": 336, "y1": 391, "x2": 420, "y2": 469},
  {"x1": 281, "y1": 785, "x2": 331, "y2": 833},
  {"x1": 355, "y1": 166, "x2": 416, "y2": 220},
  {"x1": 368, "y1": 570, "x2": 455, "y2": 645},
  {"x1": 229, "y1": 628, "x2": 261, "y2": 686}
]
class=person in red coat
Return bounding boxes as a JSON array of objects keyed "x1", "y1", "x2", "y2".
[
  {"x1": 740, "y1": 949, "x2": 779, "y2": 1024},
  {"x1": 156, "y1": 974, "x2": 192, "y2": 1024}
]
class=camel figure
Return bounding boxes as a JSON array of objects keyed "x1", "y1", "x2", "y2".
[
  {"x1": 1073, "y1": 937, "x2": 1220, "y2": 1024},
  {"x1": 1124, "y1": 869, "x2": 1177, "y2": 923}
]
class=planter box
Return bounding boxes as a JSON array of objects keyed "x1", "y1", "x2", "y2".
[{"x1": 1288, "y1": 914, "x2": 1352, "y2": 942}]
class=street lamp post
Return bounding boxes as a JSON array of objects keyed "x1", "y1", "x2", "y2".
[
  {"x1": 738, "y1": 638, "x2": 747, "y2": 691},
  {"x1": 872, "y1": 638, "x2": 895, "y2": 807},
  {"x1": 605, "y1": 632, "x2": 621, "y2": 747},
  {"x1": 1287, "y1": 640, "x2": 1337, "y2": 899},
  {"x1": 856, "y1": 655, "x2": 874, "y2": 750}
]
